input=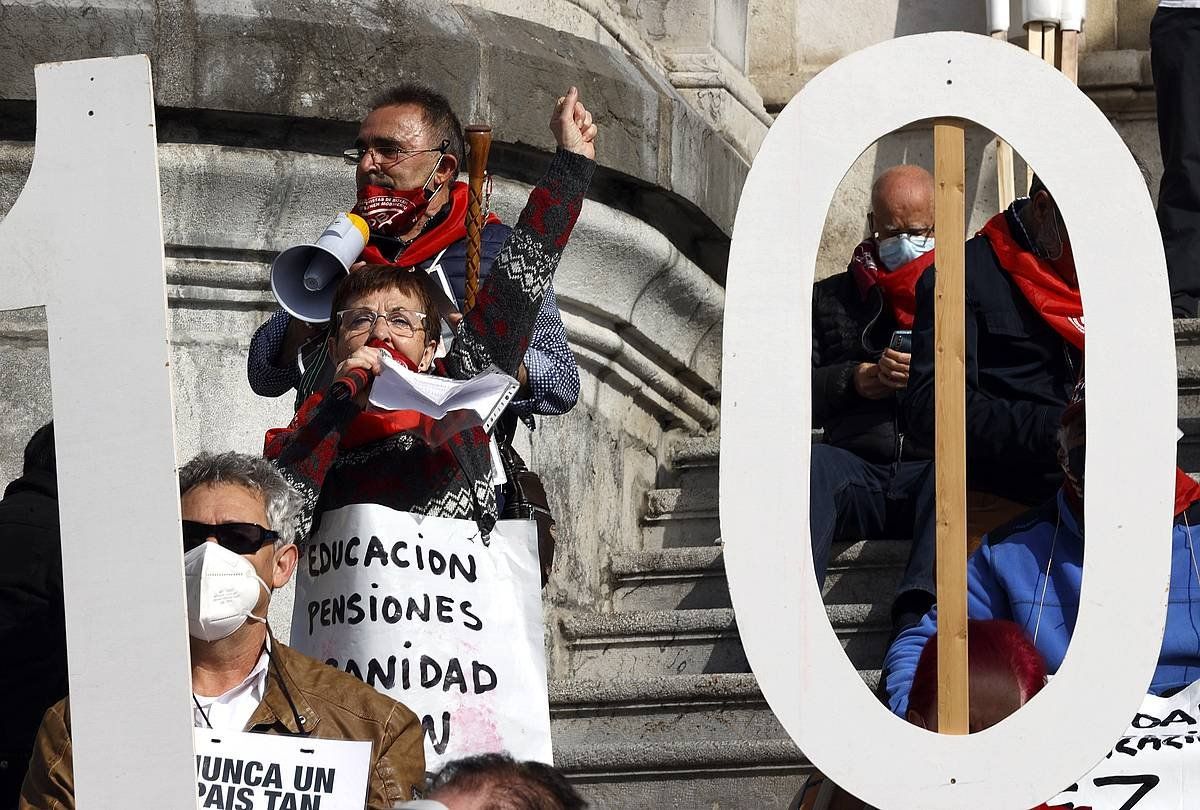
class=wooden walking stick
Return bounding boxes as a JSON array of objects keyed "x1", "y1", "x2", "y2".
[
  {"x1": 934, "y1": 119, "x2": 970, "y2": 735},
  {"x1": 464, "y1": 124, "x2": 493, "y2": 313}
]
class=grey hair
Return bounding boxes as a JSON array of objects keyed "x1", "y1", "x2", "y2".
[{"x1": 178, "y1": 451, "x2": 302, "y2": 545}]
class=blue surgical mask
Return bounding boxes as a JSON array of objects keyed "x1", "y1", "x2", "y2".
[{"x1": 877, "y1": 233, "x2": 935, "y2": 271}]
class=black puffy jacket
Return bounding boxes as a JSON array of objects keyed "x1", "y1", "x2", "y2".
[
  {"x1": 905, "y1": 205, "x2": 1080, "y2": 505},
  {"x1": 812, "y1": 272, "x2": 928, "y2": 464},
  {"x1": 0, "y1": 468, "x2": 65, "y2": 810}
]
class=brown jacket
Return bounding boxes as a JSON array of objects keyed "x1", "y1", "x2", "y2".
[{"x1": 19, "y1": 641, "x2": 426, "y2": 809}]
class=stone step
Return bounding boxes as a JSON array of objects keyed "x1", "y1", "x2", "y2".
[
  {"x1": 560, "y1": 605, "x2": 891, "y2": 680},
  {"x1": 611, "y1": 540, "x2": 908, "y2": 611},
  {"x1": 1174, "y1": 318, "x2": 1200, "y2": 366},
  {"x1": 551, "y1": 673, "x2": 782, "y2": 746},
  {"x1": 641, "y1": 486, "x2": 720, "y2": 548},
  {"x1": 670, "y1": 433, "x2": 721, "y2": 470},
  {"x1": 667, "y1": 433, "x2": 721, "y2": 492},
  {"x1": 549, "y1": 671, "x2": 880, "y2": 748},
  {"x1": 664, "y1": 430, "x2": 827, "y2": 492},
  {"x1": 555, "y1": 738, "x2": 812, "y2": 809}
]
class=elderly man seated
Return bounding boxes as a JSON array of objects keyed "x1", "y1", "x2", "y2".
[
  {"x1": 20, "y1": 452, "x2": 426, "y2": 809},
  {"x1": 810, "y1": 164, "x2": 938, "y2": 634}
]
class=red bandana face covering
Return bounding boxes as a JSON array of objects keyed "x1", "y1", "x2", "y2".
[{"x1": 352, "y1": 182, "x2": 439, "y2": 240}]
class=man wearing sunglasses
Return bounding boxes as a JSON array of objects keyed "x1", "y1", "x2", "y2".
[
  {"x1": 20, "y1": 452, "x2": 426, "y2": 810},
  {"x1": 247, "y1": 83, "x2": 580, "y2": 424}
]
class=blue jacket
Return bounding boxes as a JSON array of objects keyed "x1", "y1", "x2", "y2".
[{"x1": 885, "y1": 491, "x2": 1200, "y2": 716}]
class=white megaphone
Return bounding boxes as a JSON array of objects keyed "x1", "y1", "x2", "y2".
[{"x1": 270, "y1": 212, "x2": 369, "y2": 323}]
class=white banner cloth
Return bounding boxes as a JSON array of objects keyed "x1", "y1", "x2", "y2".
[
  {"x1": 1047, "y1": 679, "x2": 1200, "y2": 808},
  {"x1": 193, "y1": 728, "x2": 371, "y2": 810},
  {"x1": 290, "y1": 506, "x2": 551, "y2": 770}
]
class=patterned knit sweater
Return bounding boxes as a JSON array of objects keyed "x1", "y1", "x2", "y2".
[{"x1": 265, "y1": 149, "x2": 593, "y2": 541}]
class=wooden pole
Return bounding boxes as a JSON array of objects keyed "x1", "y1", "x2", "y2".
[
  {"x1": 1060, "y1": 28, "x2": 1080, "y2": 85},
  {"x1": 933, "y1": 119, "x2": 969, "y2": 736},
  {"x1": 1024, "y1": 22, "x2": 1045, "y2": 193},
  {"x1": 463, "y1": 124, "x2": 493, "y2": 313},
  {"x1": 992, "y1": 30, "x2": 1016, "y2": 211},
  {"x1": 1041, "y1": 22, "x2": 1059, "y2": 70}
]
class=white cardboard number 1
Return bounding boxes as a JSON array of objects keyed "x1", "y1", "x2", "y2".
[{"x1": 0, "y1": 56, "x2": 195, "y2": 807}]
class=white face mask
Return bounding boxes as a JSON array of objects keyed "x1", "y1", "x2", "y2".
[
  {"x1": 877, "y1": 232, "x2": 935, "y2": 271},
  {"x1": 184, "y1": 542, "x2": 270, "y2": 642}
]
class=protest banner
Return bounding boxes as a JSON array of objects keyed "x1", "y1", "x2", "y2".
[
  {"x1": 1045, "y1": 679, "x2": 1200, "y2": 809},
  {"x1": 290, "y1": 507, "x2": 550, "y2": 770},
  {"x1": 193, "y1": 729, "x2": 370, "y2": 810}
]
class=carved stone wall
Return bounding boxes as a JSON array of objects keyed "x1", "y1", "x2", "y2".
[{"x1": 0, "y1": 0, "x2": 736, "y2": 646}]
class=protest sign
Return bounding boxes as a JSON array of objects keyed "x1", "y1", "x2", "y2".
[
  {"x1": 290, "y1": 507, "x2": 550, "y2": 770},
  {"x1": 193, "y1": 729, "x2": 370, "y2": 810},
  {"x1": 1045, "y1": 680, "x2": 1200, "y2": 809}
]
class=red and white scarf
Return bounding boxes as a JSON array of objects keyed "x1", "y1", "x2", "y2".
[{"x1": 847, "y1": 240, "x2": 935, "y2": 329}]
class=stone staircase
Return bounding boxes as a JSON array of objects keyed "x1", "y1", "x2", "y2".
[
  {"x1": 550, "y1": 432, "x2": 906, "y2": 807},
  {"x1": 549, "y1": 320, "x2": 1200, "y2": 808}
]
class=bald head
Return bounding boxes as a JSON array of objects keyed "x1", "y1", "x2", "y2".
[{"x1": 870, "y1": 165, "x2": 935, "y2": 239}]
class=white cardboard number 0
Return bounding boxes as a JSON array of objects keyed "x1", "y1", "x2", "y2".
[{"x1": 721, "y1": 32, "x2": 1177, "y2": 810}]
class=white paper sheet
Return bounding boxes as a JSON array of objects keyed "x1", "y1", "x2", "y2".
[{"x1": 368, "y1": 357, "x2": 518, "y2": 435}]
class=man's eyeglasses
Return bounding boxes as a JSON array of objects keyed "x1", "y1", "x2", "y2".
[
  {"x1": 182, "y1": 521, "x2": 279, "y2": 554},
  {"x1": 342, "y1": 139, "x2": 450, "y2": 167},
  {"x1": 875, "y1": 225, "x2": 934, "y2": 241},
  {"x1": 868, "y1": 213, "x2": 934, "y2": 241},
  {"x1": 337, "y1": 308, "x2": 427, "y2": 339}
]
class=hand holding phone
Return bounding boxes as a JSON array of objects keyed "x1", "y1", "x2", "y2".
[
  {"x1": 880, "y1": 330, "x2": 912, "y2": 390},
  {"x1": 889, "y1": 329, "x2": 912, "y2": 354}
]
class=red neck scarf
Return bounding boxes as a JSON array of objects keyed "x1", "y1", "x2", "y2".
[
  {"x1": 1174, "y1": 468, "x2": 1200, "y2": 516},
  {"x1": 980, "y1": 213, "x2": 1084, "y2": 350},
  {"x1": 357, "y1": 182, "x2": 501, "y2": 268},
  {"x1": 847, "y1": 240, "x2": 934, "y2": 329}
]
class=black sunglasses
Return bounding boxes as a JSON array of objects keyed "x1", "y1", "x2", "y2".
[{"x1": 182, "y1": 521, "x2": 280, "y2": 554}]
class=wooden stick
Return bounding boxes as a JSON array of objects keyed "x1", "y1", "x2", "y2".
[
  {"x1": 991, "y1": 30, "x2": 1016, "y2": 211},
  {"x1": 1060, "y1": 29, "x2": 1080, "y2": 85},
  {"x1": 933, "y1": 120, "x2": 969, "y2": 736},
  {"x1": 1025, "y1": 23, "x2": 1045, "y2": 193},
  {"x1": 1026, "y1": 20, "x2": 1044, "y2": 60},
  {"x1": 463, "y1": 124, "x2": 493, "y2": 313},
  {"x1": 1042, "y1": 22, "x2": 1058, "y2": 70}
]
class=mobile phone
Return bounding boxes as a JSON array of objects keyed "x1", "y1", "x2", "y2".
[{"x1": 889, "y1": 329, "x2": 912, "y2": 353}]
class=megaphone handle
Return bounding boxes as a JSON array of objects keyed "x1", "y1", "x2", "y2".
[{"x1": 330, "y1": 366, "x2": 371, "y2": 402}]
